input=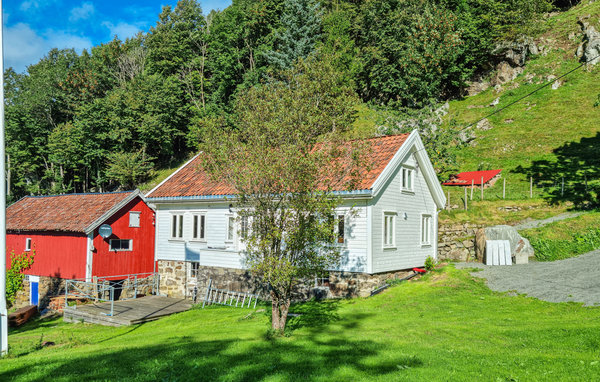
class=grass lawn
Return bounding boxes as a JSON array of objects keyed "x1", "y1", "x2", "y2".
[
  {"x1": 1, "y1": 267, "x2": 599, "y2": 381},
  {"x1": 521, "y1": 210, "x2": 600, "y2": 261}
]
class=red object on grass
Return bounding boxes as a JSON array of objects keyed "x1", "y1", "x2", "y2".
[
  {"x1": 442, "y1": 169, "x2": 502, "y2": 186},
  {"x1": 413, "y1": 267, "x2": 427, "y2": 274}
]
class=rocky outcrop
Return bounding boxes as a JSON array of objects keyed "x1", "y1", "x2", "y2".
[
  {"x1": 576, "y1": 18, "x2": 600, "y2": 65},
  {"x1": 475, "y1": 225, "x2": 534, "y2": 264}
]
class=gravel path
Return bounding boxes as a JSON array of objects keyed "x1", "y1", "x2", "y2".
[
  {"x1": 456, "y1": 249, "x2": 600, "y2": 306},
  {"x1": 512, "y1": 211, "x2": 585, "y2": 231}
]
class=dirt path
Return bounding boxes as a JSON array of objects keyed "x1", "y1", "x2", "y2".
[
  {"x1": 513, "y1": 211, "x2": 585, "y2": 231},
  {"x1": 456, "y1": 249, "x2": 600, "y2": 306}
]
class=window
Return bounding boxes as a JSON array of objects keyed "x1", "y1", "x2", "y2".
[
  {"x1": 240, "y1": 216, "x2": 249, "y2": 240},
  {"x1": 421, "y1": 215, "x2": 432, "y2": 245},
  {"x1": 383, "y1": 212, "x2": 396, "y2": 248},
  {"x1": 227, "y1": 216, "x2": 235, "y2": 241},
  {"x1": 190, "y1": 262, "x2": 200, "y2": 279},
  {"x1": 25, "y1": 238, "x2": 32, "y2": 251},
  {"x1": 192, "y1": 214, "x2": 206, "y2": 240},
  {"x1": 337, "y1": 215, "x2": 345, "y2": 244},
  {"x1": 402, "y1": 168, "x2": 413, "y2": 191},
  {"x1": 110, "y1": 239, "x2": 132, "y2": 251},
  {"x1": 129, "y1": 211, "x2": 141, "y2": 227},
  {"x1": 171, "y1": 214, "x2": 184, "y2": 239}
]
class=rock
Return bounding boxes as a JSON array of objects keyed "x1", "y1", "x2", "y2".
[
  {"x1": 476, "y1": 118, "x2": 493, "y2": 131},
  {"x1": 577, "y1": 18, "x2": 600, "y2": 65},
  {"x1": 466, "y1": 78, "x2": 490, "y2": 96},
  {"x1": 475, "y1": 225, "x2": 533, "y2": 264},
  {"x1": 551, "y1": 80, "x2": 563, "y2": 90},
  {"x1": 458, "y1": 129, "x2": 476, "y2": 144},
  {"x1": 494, "y1": 62, "x2": 523, "y2": 85},
  {"x1": 504, "y1": 119, "x2": 514, "y2": 124},
  {"x1": 489, "y1": 97, "x2": 500, "y2": 107},
  {"x1": 467, "y1": 105, "x2": 485, "y2": 109}
]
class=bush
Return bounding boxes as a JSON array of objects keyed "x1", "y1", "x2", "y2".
[
  {"x1": 6, "y1": 249, "x2": 35, "y2": 307},
  {"x1": 424, "y1": 256, "x2": 436, "y2": 271}
]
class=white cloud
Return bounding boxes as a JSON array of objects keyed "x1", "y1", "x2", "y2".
[
  {"x1": 102, "y1": 21, "x2": 142, "y2": 40},
  {"x1": 4, "y1": 23, "x2": 92, "y2": 73},
  {"x1": 19, "y1": 0, "x2": 58, "y2": 12},
  {"x1": 69, "y1": 2, "x2": 95, "y2": 22}
]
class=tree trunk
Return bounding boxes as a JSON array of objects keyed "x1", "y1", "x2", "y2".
[{"x1": 270, "y1": 291, "x2": 291, "y2": 333}]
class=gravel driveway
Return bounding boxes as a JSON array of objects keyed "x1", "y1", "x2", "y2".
[{"x1": 456, "y1": 249, "x2": 600, "y2": 306}]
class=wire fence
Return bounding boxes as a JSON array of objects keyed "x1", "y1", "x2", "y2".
[{"x1": 444, "y1": 175, "x2": 599, "y2": 209}]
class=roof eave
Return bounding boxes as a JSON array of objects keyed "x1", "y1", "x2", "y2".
[{"x1": 84, "y1": 190, "x2": 144, "y2": 235}]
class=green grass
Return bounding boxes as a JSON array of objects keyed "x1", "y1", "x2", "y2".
[
  {"x1": 439, "y1": 198, "x2": 569, "y2": 225},
  {"x1": 521, "y1": 210, "x2": 600, "y2": 261},
  {"x1": 2, "y1": 267, "x2": 600, "y2": 381}
]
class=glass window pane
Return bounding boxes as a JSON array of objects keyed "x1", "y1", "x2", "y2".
[
  {"x1": 172, "y1": 215, "x2": 177, "y2": 238},
  {"x1": 178, "y1": 215, "x2": 183, "y2": 238},
  {"x1": 193, "y1": 215, "x2": 198, "y2": 239},
  {"x1": 200, "y1": 215, "x2": 205, "y2": 239}
]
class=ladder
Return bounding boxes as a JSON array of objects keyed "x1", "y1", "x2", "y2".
[{"x1": 201, "y1": 279, "x2": 259, "y2": 309}]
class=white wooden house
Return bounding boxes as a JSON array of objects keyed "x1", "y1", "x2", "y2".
[{"x1": 146, "y1": 130, "x2": 446, "y2": 297}]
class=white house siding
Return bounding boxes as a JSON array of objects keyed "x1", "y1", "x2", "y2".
[
  {"x1": 371, "y1": 152, "x2": 438, "y2": 273},
  {"x1": 154, "y1": 200, "x2": 369, "y2": 273},
  {"x1": 154, "y1": 202, "x2": 245, "y2": 269}
]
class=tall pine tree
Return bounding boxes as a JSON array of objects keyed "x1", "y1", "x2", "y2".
[{"x1": 264, "y1": 0, "x2": 322, "y2": 71}]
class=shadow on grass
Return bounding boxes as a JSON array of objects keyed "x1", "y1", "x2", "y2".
[
  {"x1": 286, "y1": 299, "x2": 341, "y2": 333},
  {"x1": 516, "y1": 132, "x2": 600, "y2": 208},
  {"x1": 0, "y1": 328, "x2": 424, "y2": 381}
]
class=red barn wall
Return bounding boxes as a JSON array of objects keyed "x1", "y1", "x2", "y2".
[
  {"x1": 91, "y1": 197, "x2": 156, "y2": 278},
  {"x1": 6, "y1": 232, "x2": 87, "y2": 279}
]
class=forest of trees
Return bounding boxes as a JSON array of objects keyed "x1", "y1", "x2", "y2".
[{"x1": 5, "y1": 0, "x2": 563, "y2": 201}]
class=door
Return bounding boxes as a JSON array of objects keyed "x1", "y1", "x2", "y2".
[{"x1": 30, "y1": 281, "x2": 39, "y2": 306}]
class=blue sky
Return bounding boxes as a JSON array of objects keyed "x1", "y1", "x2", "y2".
[{"x1": 3, "y1": 0, "x2": 232, "y2": 73}]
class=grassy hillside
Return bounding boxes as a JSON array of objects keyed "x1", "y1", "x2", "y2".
[
  {"x1": 1, "y1": 267, "x2": 600, "y2": 381},
  {"x1": 442, "y1": 1, "x2": 600, "y2": 205}
]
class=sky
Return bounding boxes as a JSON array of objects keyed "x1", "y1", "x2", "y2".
[{"x1": 3, "y1": 0, "x2": 232, "y2": 73}]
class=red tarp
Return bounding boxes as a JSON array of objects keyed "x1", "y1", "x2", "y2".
[{"x1": 443, "y1": 169, "x2": 502, "y2": 186}]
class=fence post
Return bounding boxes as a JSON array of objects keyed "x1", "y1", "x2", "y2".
[
  {"x1": 481, "y1": 177, "x2": 484, "y2": 200},
  {"x1": 134, "y1": 275, "x2": 137, "y2": 299},
  {"x1": 64, "y1": 280, "x2": 69, "y2": 310},
  {"x1": 447, "y1": 191, "x2": 450, "y2": 209},
  {"x1": 503, "y1": 178, "x2": 506, "y2": 199},
  {"x1": 471, "y1": 179, "x2": 474, "y2": 200},
  {"x1": 561, "y1": 177, "x2": 564, "y2": 196},
  {"x1": 530, "y1": 177, "x2": 533, "y2": 198},
  {"x1": 110, "y1": 287, "x2": 115, "y2": 317},
  {"x1": 464, "y1": 186, "x2": 468, "y2": 210}
]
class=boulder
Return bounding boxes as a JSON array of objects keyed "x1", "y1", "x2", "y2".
[
  {"x1": 494, "y1": 62, "x2": 523, "y2": 85},
  {"x1": 578, "y1": 19, "x2": 600, "y2": 65},
  {"x1": 475, "y1": 225, "x2": 534, "y2": 264}
]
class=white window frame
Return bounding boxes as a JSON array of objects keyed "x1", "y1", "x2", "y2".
[
  {"x1": 129, "y1": 211, "x2": 141, "y2": 227},
  {"x1": 226, "y1": 215, "x2": 235, "y2": 242},
  {"x1": 421, "y1": 214, "x2": 432, "y2": 246},
  {"x1": 191, "y1": 213, "x2": 206, "y2": 241},
  {"x1": 240, "y1": 215, "x2": 249, "y2": 241},
  {"x1": 189, "y1": 262, "x2": 200, "y2": 279},
  {"x1": 109, "y1": 239, "x2": 133, "y2": 251},
  {"x1": 336, "y1": 214, "x2": 346, "y2": 244},
  {"x1": 382, "y1": 211, "x2": 397, "y2": 249},
  {"x1": 401, "y1": 167, "x2": 414, "y2": 192},
  {"x1": 25, "y1": 238, "x2": 32, "y2": 251},
  {"x1": 170, "y1": 213, "x2": 184, "y2": 240}
]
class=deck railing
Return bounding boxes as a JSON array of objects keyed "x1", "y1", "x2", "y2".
[{"x1": 64, "y1": 272, "x2": 160, "y2": 317}]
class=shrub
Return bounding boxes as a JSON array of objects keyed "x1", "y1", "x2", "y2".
[
  {"x1": 424, "y1": 256, "x2": 436, "y2": 271},
  {"x1": 6, "y1": 249, "x2": 35, "y2": 307}
]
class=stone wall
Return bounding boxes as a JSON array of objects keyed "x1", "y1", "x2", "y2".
[
  {"x1": 11, "y1": 276, "x2": 66, "y2": 311},
  {"x1": 437, "y1": 223, "x2": 484, "y2": 261},
  {"x1": 157, "y1": 260, "x2": 414, "y2": 301}
]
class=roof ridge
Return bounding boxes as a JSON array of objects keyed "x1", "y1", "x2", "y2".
[{"x1": 22, "y1": 190, "x2": 135, "y2": 199}]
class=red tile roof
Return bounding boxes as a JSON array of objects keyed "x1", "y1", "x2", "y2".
[
  {"x1": 148, "y1": 134, "x2": 410, "y2": 198},
  {"x1": 7, "y1": 191, "x2": 135, "y2": 233},
  {"x1": 442, "y1": 170, "x2": 502, "y2": 186}
]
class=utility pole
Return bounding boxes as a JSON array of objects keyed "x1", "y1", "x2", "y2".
[{"x1": 0, "y1": 0, "x2": 9, "y2": 355}]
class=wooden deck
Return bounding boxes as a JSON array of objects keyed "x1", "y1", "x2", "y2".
[{"x1": 63, "y1": 296, "x2": 193, "y2": 326}]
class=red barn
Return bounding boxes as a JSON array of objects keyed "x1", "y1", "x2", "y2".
[{"x1": 6, "y1": 190, "x2": 156, "y2": 308}]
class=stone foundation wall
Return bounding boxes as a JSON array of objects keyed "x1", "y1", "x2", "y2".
[
  {"x1": 157, "y1": 260, "x2": 415, "y2": 301},
  {"x1": 11, "y1": 276, "x2": 66, "y2": 311},
  {"x1": 438, "y1": 223, "x2": 483, "y2": 261}
]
